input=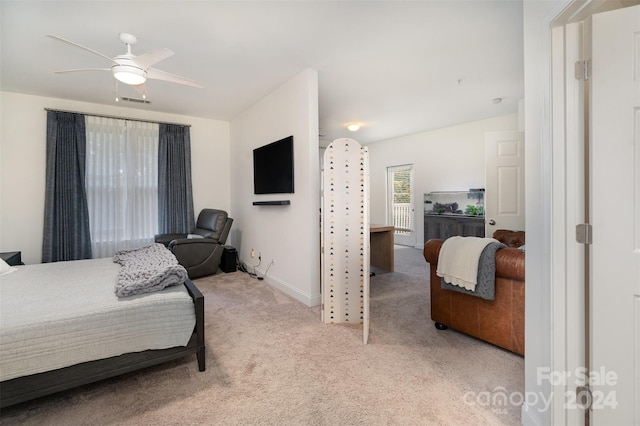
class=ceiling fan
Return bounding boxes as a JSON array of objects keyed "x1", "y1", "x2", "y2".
[{"x1": 46, "y1": 33, "x2": 204, "y2": 90}]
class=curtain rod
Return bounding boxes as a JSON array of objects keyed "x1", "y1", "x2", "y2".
[{"x1": 44, "y1": 108, "x2": 191, "y2": 128}]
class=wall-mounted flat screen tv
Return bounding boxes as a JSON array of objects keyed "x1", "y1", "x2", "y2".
[{"x1": 253, "y1": 136, "x2": 294, "y2": 194}]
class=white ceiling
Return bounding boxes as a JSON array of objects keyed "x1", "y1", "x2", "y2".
[{"x1": 0, "y1": 1, "x2": 523, "y2": 144}]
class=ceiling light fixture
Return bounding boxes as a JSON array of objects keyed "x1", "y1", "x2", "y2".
[
  {"x1": 112, "y1": 64, "x2": 147, "y2": 85},
  {"x1": 346, "y1": 122, "x2": 361, "y2": 132},
  {"x1": 492, "y1": 97, "x2": 503, "y2": 104}
]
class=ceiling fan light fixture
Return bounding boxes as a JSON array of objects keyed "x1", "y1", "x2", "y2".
[{"x1": 112, "y1": 64, "x2": 147, "y2": 85}]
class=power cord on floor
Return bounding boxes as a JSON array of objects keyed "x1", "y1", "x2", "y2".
[
  {"x1": 237, "y1": 253, "x2": 274, "y2": 281},
  {"x1": 251, "y1": 254, "x2": 262, "y2": 278},
  {"x1": 257, "y1": 260, "x2": 274, "y2": 280},
  {"x1": 237, "y1": 252, "x2": 249, "y2": 274},
  {"x1": 236, "y1": 252, "x2": 276, "y2": 281},
  {"x1": 237, "y1": 253, "x2": 261, "y2": 279}
]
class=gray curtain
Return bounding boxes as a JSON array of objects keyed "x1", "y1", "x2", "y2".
[
  {"x1": 42, "y1": 111, "x2": 92, "y2": 262},
  {"x1": 158, "y1": 124, "x2": 195, "y2": 233}
]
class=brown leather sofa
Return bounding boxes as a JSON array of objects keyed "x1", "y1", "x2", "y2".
[{"x1": 423, "y1": 230, "x2": 525, "y2": 355}]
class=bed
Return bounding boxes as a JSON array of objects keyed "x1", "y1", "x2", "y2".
[{"x1": 0, "y1": 254, "x2": 205, "y2": 408}]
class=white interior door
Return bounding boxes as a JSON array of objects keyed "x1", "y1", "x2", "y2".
[
  {"x1": 590, "y1": 5, "x2": 640, "y2": 424},
  {"x1": 484, "y1": 131, "x2": 525, "y2": 236},
  {"x1": 387, "y1": 165, "x2": 415, "y2": 246}
]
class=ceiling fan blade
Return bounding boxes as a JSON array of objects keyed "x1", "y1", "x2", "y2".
[
  {"x1": 54, "y1": 68, "x2": 111, "y2": 74},
  {"x1": 133, "y1": 48, "x2": 174, "y2": 70},
  {"x1": 146, "y1": 68, "x2": 204, "y2": 88},
  {"x1": 46, "y1": 34, "x2": 116, "y2": 64}
]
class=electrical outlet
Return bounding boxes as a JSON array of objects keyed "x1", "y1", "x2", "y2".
[{"x1": 250, "y1": 248, "x2": 255, "y2": 258}]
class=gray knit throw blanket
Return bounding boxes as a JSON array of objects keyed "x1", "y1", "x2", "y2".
[
  {"x1": 113, "y1": 243, "x2": 188, "y2": 298},
  {"x1": 441, "y1": 241, "x2": 506, "y2": 300}
]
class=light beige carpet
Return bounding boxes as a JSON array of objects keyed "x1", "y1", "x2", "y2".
[{"x1": 0, "y1": 246, "x2": 523, "y2": 425}]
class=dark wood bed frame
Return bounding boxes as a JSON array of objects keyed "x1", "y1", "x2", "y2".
[{"x1": 0, "y1": 279, "x2": 205, "y2": 408}]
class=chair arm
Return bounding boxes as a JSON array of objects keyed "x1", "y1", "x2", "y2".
[
  {"x1": 169, "y1": 239, "x2": 221, "y2": 267},
  {"x1": 495, "y1": 248, "x2": 525, "y2": 281},
  {"x1": 169, "y1": 240, "x2": 224, "y2": 279},
  {"x1": 423, "y1": 239, "x2": 443, "y2": 264},
  {"x1": 168, "y1": 238, "x2": 220, "y2": 248},
  {"x1": 423, "y1": 238, "x2": 524, "y2": 281},
  {"x1": 155, "y1": 233, "x2": 188, "y2": 247}
]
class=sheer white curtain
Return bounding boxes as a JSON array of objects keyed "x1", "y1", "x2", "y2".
[{"x1": 85, "y1": 116, "x2": 159, "y2": 258}]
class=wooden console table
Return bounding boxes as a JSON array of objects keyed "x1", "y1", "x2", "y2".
[{"x1": 370, "y1": 225, "x2": 394, "y2": 272}]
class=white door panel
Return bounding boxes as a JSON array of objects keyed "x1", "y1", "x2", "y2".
[
  {"x1": 485, "y1": 131, "x2": 525, "y2": 236},
  {"x1": 591, "y1": 5, "x2": 640, "y2": 424}
]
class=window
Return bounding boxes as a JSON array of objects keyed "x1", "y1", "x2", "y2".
[{"x1": 85, "y1": 116, "x2": 159, "y2": 258}]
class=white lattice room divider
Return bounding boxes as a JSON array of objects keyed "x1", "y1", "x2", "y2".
[{"x1": 321, "y1": 138, "x2": 370, "y2": 343}]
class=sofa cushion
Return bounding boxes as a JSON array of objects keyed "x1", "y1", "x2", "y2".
[{"x1": 492, "y1": 229, "x2": 525, "y2": 248}]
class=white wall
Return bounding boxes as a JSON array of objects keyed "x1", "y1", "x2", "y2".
[
  {"x1": 523, "y1": 1, "x2": 568, "y2": 425},
  {"x1": 229, "y1": 69, "x2": 321, "y2": 307},
  {"x1": 0, "y1": 91, "x2": 230, "y2": 264},
  {"x1": 368, "y1": 114, "x2": 518, "y2": 247}
]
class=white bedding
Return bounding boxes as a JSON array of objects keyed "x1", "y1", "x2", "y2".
[{"x1": 0, "y1": 258, "x2": 196, "y2": 381}]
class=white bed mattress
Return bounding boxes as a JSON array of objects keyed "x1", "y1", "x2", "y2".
[{"x1": 0, "y1": 258, "x2": 196, "y2": 381}]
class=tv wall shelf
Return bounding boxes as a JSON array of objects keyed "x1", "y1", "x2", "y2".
[{"x1": 252, "y1": 200, "x2": 291, "y2": 206}]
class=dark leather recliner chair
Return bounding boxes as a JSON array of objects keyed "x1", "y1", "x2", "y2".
[{"x1": 155, "y1": 209, "x2": 233, "y2": 279}]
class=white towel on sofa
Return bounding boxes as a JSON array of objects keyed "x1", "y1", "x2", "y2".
[{"x1": 436, "y1": 236, "x2": 499, "y2": 291}]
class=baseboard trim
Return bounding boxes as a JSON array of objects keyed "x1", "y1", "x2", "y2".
[{"x1": 257, "y1": 270, "x2": 321, "y2": 307}]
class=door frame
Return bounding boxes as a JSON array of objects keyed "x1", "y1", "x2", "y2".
[
  {"x1": 386, "y1": 164, "x2": 416, "y2": 247},
  {"x1": 542, "y1": 1, "x2": 632, "y2": 424},
  {"x1": 548, "y1": 19, "x2": 588, "y2": 425}
]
